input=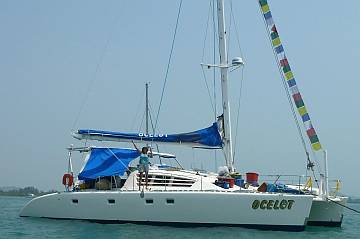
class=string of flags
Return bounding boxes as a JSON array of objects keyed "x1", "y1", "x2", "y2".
[{"x1": 258, "y1": 0, "x2": 322, "y2": 151}]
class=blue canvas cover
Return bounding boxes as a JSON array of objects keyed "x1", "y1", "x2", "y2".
[
  {"x1": 76, "y1": 122, "x2": 223, "y2": 147},
  {"x1": 266, "y1": 183, "x2": 305, "y2": 195},
  {"x1": 78, "y1": 148, "x2": 140, "y2": 180}
]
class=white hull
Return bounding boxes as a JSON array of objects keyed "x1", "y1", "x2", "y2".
[
  {"x1": 285, "y1": 182, "x2": 347, "y2": 227},
  {"x1": 20, "y1": 191, "x2": 313, "y2": 231},
  {"x1": 307, "y1": 196, "x2": 347, "y2": 227}
]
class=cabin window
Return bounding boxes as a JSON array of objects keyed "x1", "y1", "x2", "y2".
[
  {"x1": 166, "y1": 199, "x2": 174, "y2": 204},
  {"x1": 145, "y1": 199, "x2": 154, "y2": 204},
  {"x1": 142, "y1": 174, "x2": 195, "y2": 188},
  {"x1": 72, "y1": 199, "x2": 78, "y2": 204},
  {"x1": 108, "y1": 199, "x2": 115, "y2": 204}
]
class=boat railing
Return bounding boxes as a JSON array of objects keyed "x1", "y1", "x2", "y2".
[
  {"x1": 258, "y1": 174, "x2": 314, "y2": 194},
  {"x1": 328, "y1": 179, "x2": 342, "y2": 196},
  {"x1": 71, "y1": 172, "x2": 330, "y2": 195}
]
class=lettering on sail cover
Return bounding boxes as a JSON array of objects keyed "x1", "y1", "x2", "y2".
[
  {"x1": 251, "y1": 199, "x2": 295, "y2": 210},
  {"x1": 138, "y1": 133, "x2": 168, "y2": 138}
]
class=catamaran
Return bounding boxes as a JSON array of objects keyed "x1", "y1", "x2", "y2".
[
  {"x1": 20, "y1": 0, "x2": 316, "y2": 231},
  {"x1": 21, "y1": 0, "x2": 352, "y2": 230}
]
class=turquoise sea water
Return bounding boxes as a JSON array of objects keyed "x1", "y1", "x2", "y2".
[{"x1": 0, "y1": 196, "x2": 359, "y2": 239}]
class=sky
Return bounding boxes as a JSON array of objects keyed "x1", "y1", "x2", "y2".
[{"x1": 0, "y1": 1, "x2": 359, "y2": 196}]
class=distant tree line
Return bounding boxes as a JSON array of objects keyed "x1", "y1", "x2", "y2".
[{"x1": 0, "y1": 186, "x2": 58, "y2": 196}]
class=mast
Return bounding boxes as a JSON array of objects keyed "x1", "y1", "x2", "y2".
[
  {"x1": 216, "y1": 0, "x2": 234, "y2": 171},
  {"x1": 145, "y1": 82, "x2": 149, "y2": 136}
]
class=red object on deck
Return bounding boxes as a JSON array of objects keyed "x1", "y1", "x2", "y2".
[
  {"x1": 223, "y1": 178, "x2": 235, "y2": 188},
  {"x1": 246, "y1": 172, "x2": 259, "y2": 183}
]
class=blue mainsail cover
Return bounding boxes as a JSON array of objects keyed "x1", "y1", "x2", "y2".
[
  {"x1": 75, "y1": 122, "x2": 223, "y2": 147},
  {"x1": 78, "y1": 148, "x2": 140, "y2": 180}
]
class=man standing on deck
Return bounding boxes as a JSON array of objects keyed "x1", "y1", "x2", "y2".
[{"x1": 132, "y1": 141, "x2": 152, "y2": 190}]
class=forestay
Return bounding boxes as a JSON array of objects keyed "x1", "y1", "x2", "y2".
[{"x1": 73, "y1": 122, "x2": 223, "y2": 148}]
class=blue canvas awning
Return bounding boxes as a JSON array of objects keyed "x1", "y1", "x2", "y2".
[{"x1": 78, "y1": 148, "x2": 140, "y2": 180}]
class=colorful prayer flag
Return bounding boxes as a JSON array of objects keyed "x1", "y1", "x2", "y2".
[
  {"x1": 306, "y1": 128, "x2": 316, "y2": 137},
  {"x1": 298, "y1": 106, "x2": 307, "y2": 116},
  {"x1": 290, "y1": 85, "x2": 299, "y2": 95},
  {"x1": 282, "y1": 65, "x2": 291, "y2": 73},
  {"x1": 264, "y1": 11, "x2": 272, "y2": 20},
  {"x1": 259, "y1": 0, "x2": 268, "y2": 7},
  {"x1": 261, "y1": 4, "x2": 270, "y2": 13},
  {"x1": 304, "y1": 120, "x2": 312, "y2": 130},
  {"x1": 309, "y1": 135, "x2": 319, "y2": 144},
  {"x1": 271, "y1": 25, "x2": 277, "y2": 33},
  {"x1": 292, "y1": 93, "x2": 302, "y2": 102},
  {"x1": 301, "y1": 113, "x2": 310, "y2": 122},
  {"x1": 287, "y1": 78, "x2": 296, "y2": 87},
  {"x1": 280, "y1": 58, "x2": 289, "y2": 67},
  {"x1": 258, "y1": 0, "x2": 322, "y2": 151},
  {"x1": 275, "y1": 45, "x2": 284, "y2": 53},
  {"x1": 271, "y1": 31, "x2": 279, "y2": 40},
  {"x1": 272, "y1": 37, "x2": 281, "y2": 47},
  {"x1": 312, "y1": 142, "x2": 322, "y2": 151},
  {"x1": 285, "y1": 71, "x2": 294, "y2": 80},
  {"x1": 295, "y1": 99, "x2": 305, "y2": 109}
]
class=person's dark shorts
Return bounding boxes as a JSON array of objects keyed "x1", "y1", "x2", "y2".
[{"x1": 138, "y1": 163, "x2": 149, "y2": 173}]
